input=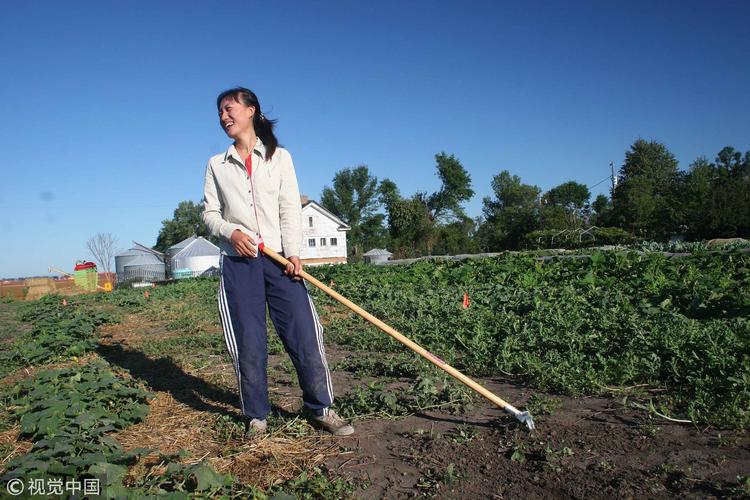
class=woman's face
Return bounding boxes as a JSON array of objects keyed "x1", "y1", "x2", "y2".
[{"x1": 218, "y1": 96, "x2": 255, "y2": 139}]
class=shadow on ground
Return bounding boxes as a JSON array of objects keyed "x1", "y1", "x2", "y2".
[{"x1": 97, "y1": 343, "x2": 237, "y2": 415}]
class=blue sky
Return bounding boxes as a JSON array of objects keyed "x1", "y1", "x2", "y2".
[{"x1": 1, "y1": 0, "x2": 748, "y2": 278}]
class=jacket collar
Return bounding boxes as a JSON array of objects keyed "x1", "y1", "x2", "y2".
[{"x1": 224, "y1": 137, "x2": 266, "y2": 164}]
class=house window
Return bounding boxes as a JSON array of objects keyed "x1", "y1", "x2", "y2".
[
  {"x1": 320, "y1": 238, "x2": 326, "y2": 246},
  {"x1": 308, "y1": 238, "x2": 316, "y2": 247},
  {"x1": 308, "y1": 216, "x2": 313, "y2": 227},
  {"x1": 330, "y1": 238, "x2": 337, "y2": 246}
]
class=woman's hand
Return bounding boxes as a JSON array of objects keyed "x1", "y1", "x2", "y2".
[
  {"x1": 230, "y1": 229, "x2": 257, "y2": 257},
  {"x1": 285, "y1": 255, "x2": 303, "y2": 280}
]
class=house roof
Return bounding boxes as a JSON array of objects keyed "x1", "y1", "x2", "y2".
[
  {"x1": 302, "y1": 200, "x2": 351, "y2": 230},
  {"x1": 363, "y1": 248, "x2": 392, "y2": 256}
]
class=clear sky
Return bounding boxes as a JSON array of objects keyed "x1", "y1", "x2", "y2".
[{"x1": 1, "y1": 0, "x2": 748, "y2": 278}]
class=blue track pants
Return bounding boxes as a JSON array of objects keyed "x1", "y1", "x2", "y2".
[{"x1": 217, "y1": 254, "x2": 334, "y2": 419}]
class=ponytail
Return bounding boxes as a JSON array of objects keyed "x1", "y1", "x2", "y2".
[
  {"x1": 216, "y1": 87, "x2": 279, "y2": 161},
  {"x1": 253, "y1": 112, "x2": 279, "y2": 161}
]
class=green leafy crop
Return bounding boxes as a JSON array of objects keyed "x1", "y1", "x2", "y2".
[{"x1": 308, "y1": 251, "x2": 750, "y2": 427}]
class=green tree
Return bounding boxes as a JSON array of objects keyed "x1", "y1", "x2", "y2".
[
  {"x1": 477, "y1": 170, "x2": 541, "y2": 250},
  {"x1": 427, "y1": 153, "x2": 475, "y2": 223},
  {"x1": 610, "y1": 139, "x2": 680, "y2": 239},
  {"x1": 381, "y1": 153, "x2": 474, "y2": 256},
  {"x1": 382, "y1": 193, "x2": 434, "y2": 257},
  {"x1": 432, "y1": 217, "x2": 480, "y2": 255},
  {"x1": 543, "y1": 181, "x2": 590, "y2": 208},
  {"x1": 320, "y1": 166, "x2": 387, "y2": 259},
  {"x1": 712, "y1": 147, "x2": 750, "y2": 237},
  {"x1": 378, "y1": 178, "x2": 400, "y2": 209},
  {"x1": 541, "y1": 181, "x2": 591, "y2": 229},
  {"x1": 681, "y1": 148, "x2": 750, "y2": 239},
  {"x1": 590, "y1": 194, "x2": 612, "y2": 226},
  {"x1": 154, "y1": 200, "x2": 213, "y2": 252},
  {"x1": 716, "y1": 146, "x2": 750, "y2": 177}
]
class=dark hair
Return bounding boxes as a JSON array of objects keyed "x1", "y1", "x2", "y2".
[{"x1": 216, "y1": 87, "x2": 279, "y2": 161}]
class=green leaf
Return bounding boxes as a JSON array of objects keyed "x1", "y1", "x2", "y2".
[
  {"x1": 88, "y1": 462, "x2": 127, "y2": 486},
  {"x1": 190, "y1": 463, "x2": 226, "y2": 492},
  {"x1": 270, "y1": 492, "x2": 297, "y2": 500},
  {"x1": 74, "y1": 412, "x2": 97, "y2": 429}
]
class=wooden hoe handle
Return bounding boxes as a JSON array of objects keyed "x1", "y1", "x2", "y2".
[{"x1": 261, "y1": 246, "x2": 535, "y2": 430}]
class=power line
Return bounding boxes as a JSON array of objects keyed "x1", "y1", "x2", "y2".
[{"x1": 587, "y1": 175, "x2": 613, "y2": 190}]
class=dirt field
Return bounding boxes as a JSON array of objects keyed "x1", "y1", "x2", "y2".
[
  {"x1": 2, "y1": 299, "x2": 748, "y2": 498},
  {"x1": 90, "y1": 313, "x2": 749, "y2": 498}
]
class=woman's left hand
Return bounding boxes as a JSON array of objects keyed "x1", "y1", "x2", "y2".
[{"x1": 285, "y1": 256, "x2": 303, "y2": 280}]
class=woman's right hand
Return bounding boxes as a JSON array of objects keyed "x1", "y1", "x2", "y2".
[{"x1": 230, "y1": 229, "x2": 257, "y2": 257}]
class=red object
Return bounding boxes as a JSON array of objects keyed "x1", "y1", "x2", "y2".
[
  {"x1": 245, "y1": 152, "x2": 265, "y2": 252},
  {"x1": 74, "y1": 261, "x2": 97, "y2": 271},
  {"x1": 245, "y1": 153, "x2": 252, "y2": 177},
  {"x1": 462, "y1": 292, "x2": 470, "y2": 309}
]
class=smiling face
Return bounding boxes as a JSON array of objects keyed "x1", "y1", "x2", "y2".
[{"x1": 218, "y1": 96, "x2": 255, "y2": 140}]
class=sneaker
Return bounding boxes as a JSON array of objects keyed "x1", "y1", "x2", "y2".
[
  {"x1": 311, "y1": 409, "x2": 354, "y2": 436},
  {"x1": 244, "y1": 418, "x2": 267, "y2": 438}
]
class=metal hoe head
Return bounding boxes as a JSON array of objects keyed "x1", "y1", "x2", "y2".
[{"x1": 514, "y1": 410, "x2": 536, "y2": 431}]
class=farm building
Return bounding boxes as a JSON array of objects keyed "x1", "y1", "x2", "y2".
[
  {"x1": 300, "y1": 199, "x2": 350, "y2": 265},
  {"x1": 167, "y1": 236, "x2": 220, "y2": 279},
  {"x1": 363, "y1": 248, "x2": 392, "y2": 265},
  {"x1": 115, "y1": 242, "x2": 166, "y2": 283}
]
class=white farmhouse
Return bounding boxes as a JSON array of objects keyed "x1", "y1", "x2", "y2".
[{"x1": 300, "y1": 198, "x2": 350, "y2": 265}]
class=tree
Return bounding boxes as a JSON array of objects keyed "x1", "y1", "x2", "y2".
[
  {"x1": 477, "y1": 170, "x2": 541, "y2": 250},
  {"x1": 610, "y1": 139, "x2": 680, "y2": 239},
  {"x1": 383, "y1": 193, "x2": 434, "y2": 257},
  {"x1": 320, "y1": 166, "x2": 387, "y2": 259},
  {"x1": 540, "y1": 181, "x2": 591, "y2": 229},
  {"x1": 380, "y1": 153, "x2": 474, "y2": 256},
  {"x1": 432, "y1": 217, "x2": 480, "y2": 255},
  {"x1": 86, "y1": 233, "x2": 118, "y2": 284},
  {"x1": 154, "y1": 200, "x2": 213, "y2": 252},
  {"x1": 716, "y1": 146, "x2": 750, "y2": 177},
  {"x1": 543, "y1": 181, "x2": 590, "y2": 209},
  {"x1": 710, "y1": 147, "x2": 750, "y2": 237},
  {"x1": 681, "y1": 149, "x2": 750, "y2": 239},
  {"x1": 378, "y1": 178, "x2": 401, "y2": 209},
  {"x1": 590, "y1": 194, "x2": 612, "y2": 226},
  {"x1": 426, "y1": 153, "x2": 475, "y2": 223}
]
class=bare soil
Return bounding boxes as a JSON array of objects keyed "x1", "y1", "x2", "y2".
[
  {"x1": 321, "y1": 347, "x2": 750, "y2": 499},
  {"x1": 103, "y1": 316, "x2": 750, "y2": 498},
  {"x1": 5, "y1": 306, "x2": 747, "y2": 498}
]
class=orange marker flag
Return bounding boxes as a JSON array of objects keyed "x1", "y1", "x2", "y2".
[{"x1": 462, "y1": 292, "x2": 470, "y2": 309}]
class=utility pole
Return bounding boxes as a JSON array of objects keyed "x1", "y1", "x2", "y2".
[{"x1": 610, "y1": 162, "x2": 617, "y2": 193}]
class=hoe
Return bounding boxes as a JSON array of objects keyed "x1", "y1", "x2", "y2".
[{"x1": 262, "y1": 246, "x2": 536, "y2": 431}]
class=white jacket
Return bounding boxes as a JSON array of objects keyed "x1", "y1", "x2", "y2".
[{"x1": 202, "y1": 138, "x2": 302, "y2": 257}]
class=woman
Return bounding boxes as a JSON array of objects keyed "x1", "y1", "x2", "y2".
[{"x1": 202, "y1": 87, "x2": 353, "y2": 437}]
